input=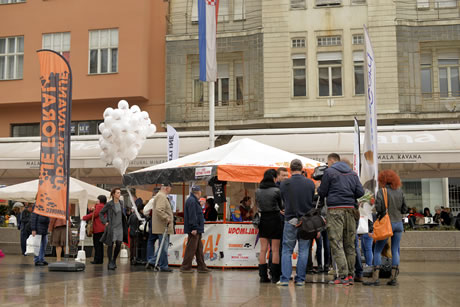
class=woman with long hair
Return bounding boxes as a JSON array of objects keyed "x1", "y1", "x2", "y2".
[
  {"x1": 99, "y1": 188, "x2": 128, "y2": 270},
  {"x1": 364, "y1": 170, "x2": 407, "y2": 286},
  {"x1": 255, "y1": 169, "x2": 283, "y2": 283}
]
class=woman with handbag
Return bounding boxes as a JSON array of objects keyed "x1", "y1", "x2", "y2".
[
  {"x1": 99, "y1": 188, "x2": 128, "y2": 270},
  {"x1": 364, "y1": 170, "x2": 407, "y2": 286},
  {"x1": 255, "y1": 169, "x2": 283, "y2": 283},
  {"x1": 83, "y1": 195, "x2": 107, "y2": 264}
]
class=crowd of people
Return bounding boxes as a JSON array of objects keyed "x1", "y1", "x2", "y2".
[{"x1": 4, "y1": 151, "x2": 460, "y2": 283}]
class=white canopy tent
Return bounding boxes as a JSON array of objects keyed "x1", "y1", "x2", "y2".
[{"x1": 0, "y1": 177, "x2": 110, "y2": 217}]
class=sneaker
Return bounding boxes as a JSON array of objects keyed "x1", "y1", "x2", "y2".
[
  {"x1": 329, "y1": 277, "x2": 348, "y2": 285},
  {"x1": 276, "y1": 281, "x2": 289, "y2": 286},
  {"x1": 346, "y1": 275, "x2": 354, "y2": 285},
  {"x1": 159, "y1": 268, "x2": 173, "y2": 273},
  {"x1": 295, "y1": 281, "x2": 305, "y2": 286}
]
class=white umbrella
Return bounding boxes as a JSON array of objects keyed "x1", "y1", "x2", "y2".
[{"x1": 0, "y1": 177, "x2": 110, "y2": 217}]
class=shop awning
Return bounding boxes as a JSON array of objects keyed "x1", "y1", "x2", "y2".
[
  {"x1": 0, "y1": 136, "x2": 212, "y2": 170},
  {"x1": 229, "y1": 129, "x2": 460, "y2": 164}
]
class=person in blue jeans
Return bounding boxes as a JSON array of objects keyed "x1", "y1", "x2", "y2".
[
  {"x1": 364, "y1": 170, "x2": 408, "y2": 286},
  {"x1": 361, "y1": 232, "x2": 374, "y2": 267},
  {"x1": 277, "y1": 159, "x2": 316, "y2": 286},
  {"x1": 30, "y1": 208, "x2": 50, "y2": 266}
]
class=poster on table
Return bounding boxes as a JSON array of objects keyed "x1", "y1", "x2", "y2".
[{"x1": 168, "y1": 224, "x2": 301, "y2": 267}]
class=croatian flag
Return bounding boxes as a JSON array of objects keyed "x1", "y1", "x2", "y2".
[{"x1": 198, "y1": 0, "x2": 219, "y2": 82}]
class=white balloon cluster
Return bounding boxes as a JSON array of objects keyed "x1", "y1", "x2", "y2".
[{"x1": 99, "y1": 100, "x2": 156, "y2": 175}]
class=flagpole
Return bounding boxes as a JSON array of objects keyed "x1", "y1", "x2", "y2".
[{"x1": 209, "y1": 81, "x2": 215, "y2": 148}]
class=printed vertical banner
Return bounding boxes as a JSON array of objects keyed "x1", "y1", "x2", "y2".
[
  {"x1": 353, "y1": 117, "x2": 361, "y2": 177},
  {"x1": 361, "y1": 25, "x2": 378, "y2": 193},
  {"x1": 167, "y1": 125, "x2": 179, "y2": 211},
  {"x1": 34, "y1": 50, "x2": 72, "y2": 219}
]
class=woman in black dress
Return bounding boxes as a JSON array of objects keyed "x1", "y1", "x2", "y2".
[{"x1": 255, "y1": 169, "x2": 283, "y2": 283}]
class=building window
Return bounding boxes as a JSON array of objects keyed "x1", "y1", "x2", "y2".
[
  {"x1": 317, "y1": 36, "x2": 341, "y2": 47},
  {"x1": 11, "y1": 123, "x2": 40, "y2": 137},
  {"x1": 316, "y1": 0, "x2": 341, "y2": 7},
  {"x1": 435, "y1": 0, "x2": 456, "y2": 8},
  {"x1": 438, "y1": 54, "x2": 460, "y2": 98},
  {"x1": 192, "y1": 64, "x2": 204, "y2": 106},
  {"x1": 353, "y1": 51, "x2": 364, "y2": 95},
  {"x1": 318, "y1": 52, "x2": 342, "y2": 97},
  {"x1": 291, "y1": 0, "x2": 306, "y2": 9},
  {"x1": 420, "y1": 53, "x2": 432, "y2": 97},
  {"x1": 89, "y1": 29, "x2": 118, "y2": 74},
  {"x1": 11, "y1": 120, "x2": 102, "y2": 137},
  {"x1": 0, "y1": 0, "x2": 26, "y2": 4},
  {"x1": 215, "y1": 64, "x2": 229, "y2": 106},
  {"x1": 234, "y1": 62, "x2": 244, "y2": 104},
  {"x1": 292, "y1": 55, "x2": 307, "y2": 97},
  {"x1": 192, "y1": 0, "x2": 229, "y2": 22},
  {"x1": 234, "y1": 0, "x2": 245, "y2": 21},
  {"x1": 42, "y1": 32, "x2": 71, "y2": 61},
  {"x1": 416, "y1": 0, "x2": 430, "y2": 9},
  {"x1": 0, "y1": 36, "x2": 23, "y2": 80},
  {"x1": 352, "y1": 34, "x2": 364, "y2": 45},
  {"x1": 351, "y1": 0, "x2": 366, "y2": 4},
  {"x1": 292, "y1": 38, "x2": 306, "y2": 48}
]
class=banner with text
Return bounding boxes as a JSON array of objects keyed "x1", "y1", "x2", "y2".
[
  {"x1": 34, "y1": 50, "x2": 72, "y2": 219},
  {"x1": 361, "y1": 25, "x2": 378, "y2": 193}
]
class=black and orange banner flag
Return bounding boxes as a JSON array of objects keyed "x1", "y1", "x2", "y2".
[{"x1": 34, "y1": 50, "x2": 72, "y2": 219}]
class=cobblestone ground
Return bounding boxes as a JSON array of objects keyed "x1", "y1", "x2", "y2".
[{"x1": 0, "y1": 256, "x2": 458, "y2": 306}]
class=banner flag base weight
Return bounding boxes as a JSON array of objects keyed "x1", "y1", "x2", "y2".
[{"x1": 48, "y1": 260, "x2": 86, "y2": 272}]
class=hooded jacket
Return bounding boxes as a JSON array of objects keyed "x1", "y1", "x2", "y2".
[
  {"x1": 184, "y1": 193, "x2": 205, "y2": 234},
  {"x1": 317, "y1": 161, "x2": 364, "y2": 209}
]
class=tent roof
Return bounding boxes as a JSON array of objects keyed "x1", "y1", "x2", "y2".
[
  {"x1": 0, "y1": 177, "x2": 110, "y2": 216},
  {"x1": 123, "y1": 138, "x2": 322, "y2": 185}
]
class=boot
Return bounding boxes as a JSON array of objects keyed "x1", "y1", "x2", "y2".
[
  {"x1": 363, "y1": 266, "x2": 380, "y2": 286},
  {"x1": 387, "y1": 266, "x2": 399, "y2": 286},
  {"x1": 271, "y1": 263, "x2": 281, "y2": 284},
  {"x1": 258, "y1": 264, "x2": 271, "y2": 283}
]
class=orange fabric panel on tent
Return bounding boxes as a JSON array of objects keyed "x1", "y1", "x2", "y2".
[{"x1": 217, "y1": 165, "x2": 316, "y2": 183}]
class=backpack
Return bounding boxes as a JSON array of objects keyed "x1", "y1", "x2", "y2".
[{"x1": 296, "y1": 200, "x2": 326, "y2": 240}]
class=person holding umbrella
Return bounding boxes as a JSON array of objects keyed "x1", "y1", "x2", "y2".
[{"x1": 180, "y1": 186, "x2": 211, "y2": 273}]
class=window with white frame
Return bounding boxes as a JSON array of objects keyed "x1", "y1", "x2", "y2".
[
  {"x1": 352, "y1": 34, "x2": 364, "y2": 45},
  {"x1": 317, "y1": 36, "x2": 341, "y2": 46},
  {"x1": 292, "y1": 54, "x2": 307, "y2": 97},
  {"x1": 291, "y1": 0, "x2": 306, "y2": 9},
  {"x1": 353, "y1": 51, "x2": 364, "y2": 95},
  {"x1": 292, "y1": 38, "x2": 306, "y2": 48},
  {"x1": 192, "y1": 64, "x2": 204, "y2": 106},
  {"x1": 0, "y1": 0, "x2": 26, "y2": 4},
  {"x1": 42, "y1": 32, "x2": 70, "y2": 61},
  {"x1": 416, "y1": 0, "x2": 430, "y2": 9},
  {"x1": 215, "y1": 64, "x2": 229, "y2": 106},
  {"x1": 438, "y1": 51, "x2": 460, "y2": 98},
  {"x1": 318, "y1": 52, "x2": 342, "y2": 97},
  {"x1": 435, "y1": 0, "x2": 456, "y2": 8},
  {"x1": 316, "y1": 0, "x2": 341, "y2": 7},
  {"x1": 0, "y1": 36, "x2": 24, "y2": 80},
  {"x1": 89, "y1": 29, "x2": 118, "y2": 74},
  {"x1": 234, "y1": 0, "x2": 245, "y2": 21},
  {"x1": 420, "y1": 53, "x2": 432, "y2": 97},
  {"x1": 234, "y1": 62, "x2": 244, "y2": 104}
]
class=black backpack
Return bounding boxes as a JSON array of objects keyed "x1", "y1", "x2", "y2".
[{"x1": 297, "y1": 199, "x2": 326, "y2": 240}]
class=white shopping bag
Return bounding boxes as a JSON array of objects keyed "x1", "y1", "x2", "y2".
[
  {"x1": 25, "y1": 234, "x2": 42, "y2": 256},
  {"x1": 357, "y1": 217, "x2": 369, "y2": 235}
]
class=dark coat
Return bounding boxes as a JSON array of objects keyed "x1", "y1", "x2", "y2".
[
  {"x1": 20, "y1": 209, "x2": 32, "y2": 233},
  {"x1": 375, "y1": 186, "x2": 406, "y2": 223},
  {"x1": 317, "y1": 162, "x2": 364, "y2": 209},
  {"x1": 280, "y1": 174, "x2": 315, "y2": 221},
  {"x1": 255, "y1": 184, "x2": 282, "y2": 213},
  {"x1": 30, "y1": 211, "x2": 50, "y2": 236},
  {"x1": 99, "y1": 200, "x2": 128, "y2": 245},
  {"x1": 184, "y1": 193, "x2": 205, "y2": 234}
]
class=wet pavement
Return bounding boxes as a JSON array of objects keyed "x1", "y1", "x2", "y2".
[{"x1": 0, "y1": 256, "x2": 459, "y2": 307}]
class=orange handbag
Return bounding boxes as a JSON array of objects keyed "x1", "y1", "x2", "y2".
[{"x1": 372, "y1": 187, "x2": 393, "y2": 242}]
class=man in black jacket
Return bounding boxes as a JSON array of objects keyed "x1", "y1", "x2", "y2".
[
  {"x1": 30, "y1": 208, "x2": 50, "y2": 266},
  {"x1": 180, "y1": 186, "x2": 211, "y2": 273},
  {"x1": 277, "y1": 159, "x2": 315, "y2": 286},
  {"x1": 19, "y1": 204, "x2": 33, "y2": 256},
  {"x1": 317, "y1": 153, "x2": 364, "y2": 285}
]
